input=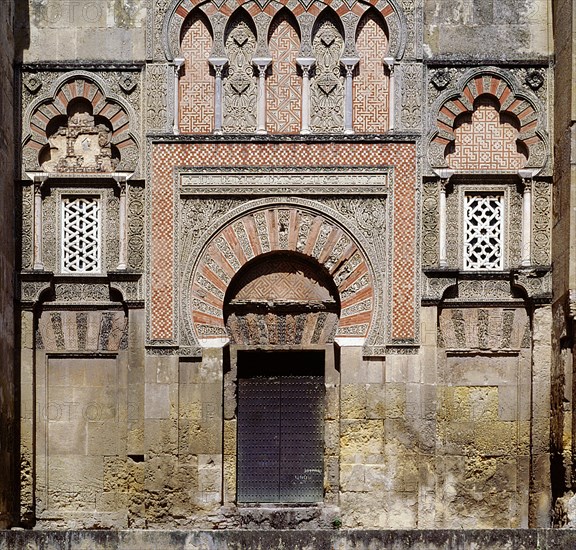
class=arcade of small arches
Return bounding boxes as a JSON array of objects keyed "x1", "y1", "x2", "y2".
[{"x1": 176, "y1": 3, "x2": 393, "y2": 134}]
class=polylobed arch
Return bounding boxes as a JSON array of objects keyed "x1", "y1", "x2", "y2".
[
  {"x1": 24, "y1": 76, "x2": 138, "y2": 172},
  {"x1": 188, "y1": 205, "x2": 375, "y2": 346},
  {"x1": 166, "y1": 0, "x2": 406, "y2": 61},
  {"x1": 445, "y1": 94, "x2": 529, "y2": 171},
  {"x1": 429, "y1": 71, "x2": 546, "y2": 171}
]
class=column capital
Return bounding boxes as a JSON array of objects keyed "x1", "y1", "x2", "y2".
[
  {"x1": 296, "y1": 57, "x2": 315, "y2": 69},
  {"x1": 340, "y1": 56, "x2": 360, "y2": 69},
  {"x1": 252, "y1": 57, "x2": 272, "y2": 72},
  {"x1": 383, "y1": 57, "x2": 396, "y2": 70},
  {"x1": 209, "y1": 57, "x2": 228, "y2": 67},
  {"x1": 432, "y1": 169, "x2": 454, "y2": 181},
  {"x1": 173, "y1": 57, "x2": 186, "y2": 70}
]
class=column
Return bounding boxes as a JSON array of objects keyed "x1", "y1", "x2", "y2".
[
  {"x1": 116, "y1": 177, "x2": 127, "y2": 270},
  {"x1": 341, "y1": 57, "x2": 359, "y2": 135},
  {"x1": 253, "y1": 57, "x2": 272, "y2": 134},
  {"x1": 172, "y1": 57, "x2": 185, "y2": 135},
  {"x1": 296, "y1": 57, "x2": 314, "y2": 135},
  {"x1": 209, "y1": 57, "x2": 228, "y2": 135},
  {"x1": 521, "y1": 177, "x2": 533, "y2": 266},
  {"x1": 33, "y1": 177, "x2": 45, "y2": 270},
  {"x1": 383, "y1": 57, "x2": 396, "y2": 131}
]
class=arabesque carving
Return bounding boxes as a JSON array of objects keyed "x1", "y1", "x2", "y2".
[
  {"x1": 41, "y1": 108, "x2": 118, "y2": 173},
  {"x1": 222, "y1": 18, "x2": 257, "y2": 133},
  {"x1": 310, "y1": 19, "x2": 344, "y2": 133}
]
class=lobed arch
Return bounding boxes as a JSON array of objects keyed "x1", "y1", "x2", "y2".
[
  {"x1": 183, "y1": 203, "x2": 378, "y2": 348},
  {"x1": 428, "y1": 69, "x2": 548, "y2": 171},
  {"x1": 23, "y1": 72, "x2": 139, "y2": 173},
  {"x1": 164, "y1": 0, "x2": 405, "y2": 62}
]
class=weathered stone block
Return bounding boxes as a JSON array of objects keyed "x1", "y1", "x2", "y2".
[
  {"x1": 366, "y1": 384, "x2": 386, "y2": 419},
  {"x1": 144, "y1": 384, "x2": 171, "y2": 419},
  {"x1": 341, "y1": 384, "x2": 367, "y2": 419},
  {"x1": 340, "y1": 420, "x2": 384, "y2": 463}
]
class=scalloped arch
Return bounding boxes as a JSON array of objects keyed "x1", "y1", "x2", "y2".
[
  {"x1": 428, "y1": 69, "x2": 548, "y2": 171},
  {"x1": 185, "y1": 204, "x2": 376, "y2": 346},
  {"x1": 23, "y1": 72, "x2": 139, "y2": 172},
  {"x1": 163, "y1": 0, "x2": 406, "y2": 60}
]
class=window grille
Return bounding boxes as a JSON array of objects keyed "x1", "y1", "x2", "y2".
[
  {"x1": 464, "y1": 193, "x2": 504, "y2": 270},
  {"x1": 61, "y1": 197, "x2": 101, "y2": 273}
]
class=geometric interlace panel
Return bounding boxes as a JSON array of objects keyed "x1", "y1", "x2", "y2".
[
  {"x1": 464, "y1": 193, "x2": 503, "y2": 270},
  {"x1": 62, "y1": 197, "x2": 101, "y2": 273}
]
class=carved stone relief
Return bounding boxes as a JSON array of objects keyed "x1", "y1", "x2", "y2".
[
  {"x1": 146, "y1": 64, "x2": 171, "y2": 132},
  {"x1": 439, "y1": 306, "x2": 530, "y2": 350},
  {"x1": 297, "y1": 12, "x2": 315, "y2": 57},
  {"x1": 150, "y1": 0, "x2": 172, "y2": 59},
  {"x1": 310, "y1": 19, "x2": 344, "y2": 133},
  {"x1": 22, "y1": 71, "x2": 140, "y2": 175},
  {"x1": 421, "y1": 181, "x2": 439, "y2": 267},
  {"x1": 21, "y1": 184, "x2": 34, "y2": 270},
  {"x1": 427, "y1": 68, "x2": 549, "y2": 173},
  {"x1": 128, "y1": 183, "x2": 145, "y2": 271},
  {"x1": 41, "y1": 192, "x2": 58, "y2": 273},
  {"x1": 513, "y1": 268, "x2": 552, "y2": 299},
  {"x1": 399, "y1": 0, "x2": 420, "y2": 59},
  {"x1": 225, "y1": 254, "x2": 340, "y2": 346},
  {"x1": 160, "y1": 0, "x2": 410, "y2": 62},
  {"x1": 222, "y1": 19, "x2": 257, "y2": 133},
  {"x1": 41, "y1": 108, "x2": 118, "y2": 173},
  {"x1": 445, "y1": 185, "x2": 459, "y2": 266},
  {"x1": 532, "y1": 180, "x2": 551, "y2": 266},
  {"x1": 106, "y1": 192, "x2": 120, "y2": 272},
  {"x1": 36, "y1": 310, "x2": 128, "y2": 351},
  {"x1": 399, "y1": 63, "x2": 422, "y2": 130},
  {"x1": 54, "y1": 283, "x2": 111, "y2": 303},
  {"x1": 178, "y1": 194, "x2": 390, "y2": 353},
  {"x1": 341, "y1": 12, "x2": 359, "y2": 58}
]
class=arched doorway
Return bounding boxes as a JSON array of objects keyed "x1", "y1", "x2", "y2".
[{"x1": 223, "y1": 252, "x2": 341, "y2": 503}]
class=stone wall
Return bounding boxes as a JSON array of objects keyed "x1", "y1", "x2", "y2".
[
  {"x1": 16, "y1": 0, "x2": 147, "y2": 62},
  {"x1": 0, "y1": 0, "x2": 16, "y2": 530},
  {"x1": 424, "y1": 0, "x2": 551, "y2": 58}
]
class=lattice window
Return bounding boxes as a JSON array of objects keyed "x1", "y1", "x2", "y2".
[
  {"x1": 464, "y1": 193, "x2": 504, "y2": 270},
  {"x1": 61, "y1": 197, "x2": 101, "y2": 273}
]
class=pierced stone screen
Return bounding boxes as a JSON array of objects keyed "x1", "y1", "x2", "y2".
[
  {"x1": 62, "y1": 197, "x2": 101, "y2": 273},
  {"x1": 464, "y1": 193, "x2": 503, "y2": 271}
]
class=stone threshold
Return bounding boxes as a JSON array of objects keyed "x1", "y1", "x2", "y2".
[{"x1": 1, "y1": 529, "x2": 576, "y2": 549}]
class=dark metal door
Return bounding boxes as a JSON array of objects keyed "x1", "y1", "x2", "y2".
[{"x1": 237, "y1": 352, "x2": 324, "y2": 503}]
